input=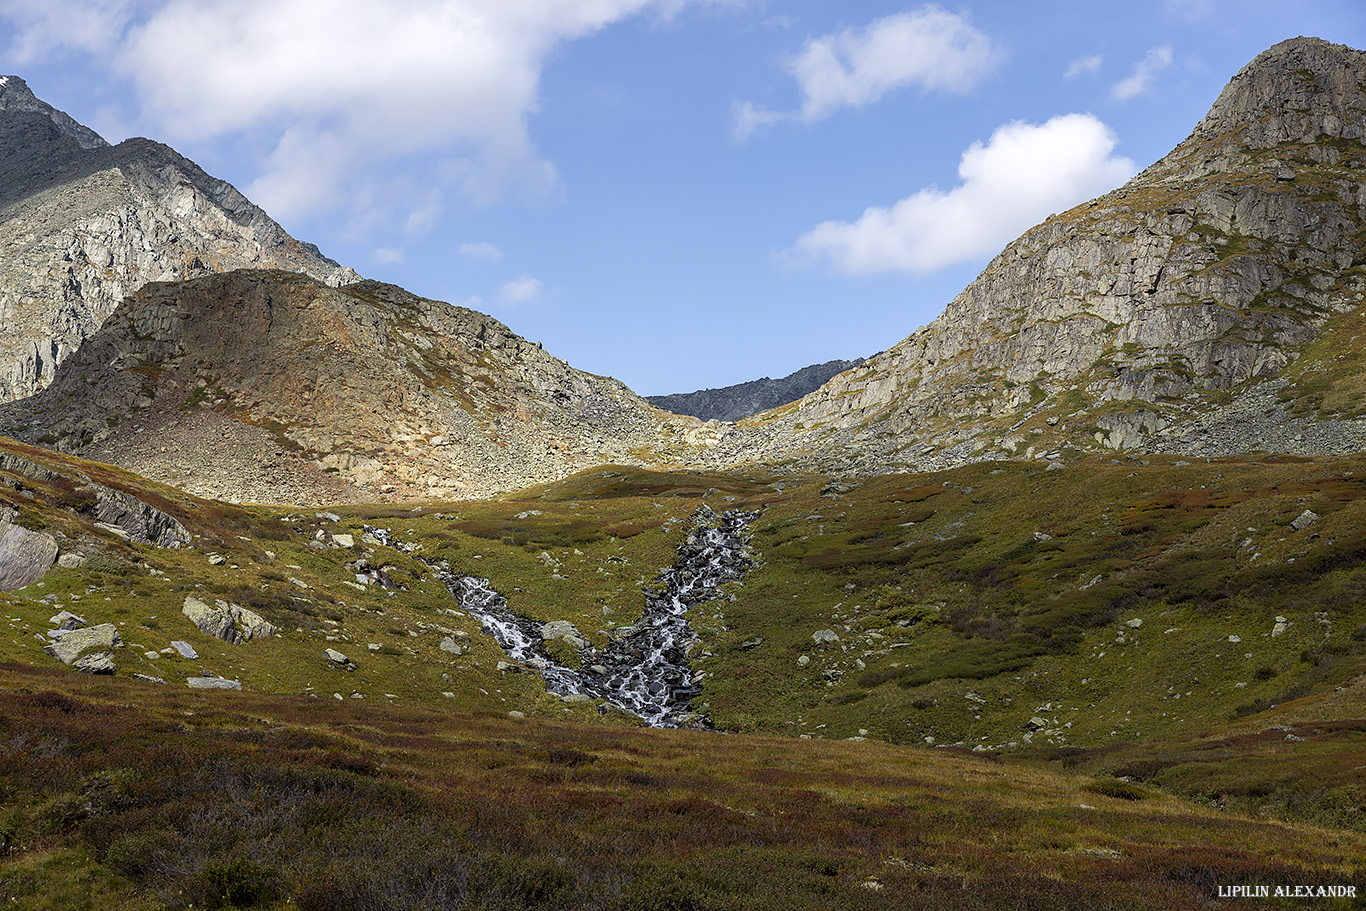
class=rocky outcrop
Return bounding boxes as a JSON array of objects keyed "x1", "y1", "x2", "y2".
[
  {"x1": 44, "y1": 622, "x2": 121, "y2": 664},
  {"x1": 0, "y1": 270, "x2": 713, "y2": 503},
  {"x1": 706, "y1": 38, "x2": 1366, "y2": 472},
  {"x1": 0, "y1": 76, "x2": 359, "y2": 402},
  {"x1": 0, "y1": 516, "x2": 56, "y2": 590},
  {"x1": 0, "y1": 449, "x2": 189, "y2": 547},
  {"x1": 648, "y1": 359, "x2": 865, "y2": 422},
  {"x1": 181, "y1": 596, "x2": 277, "y2": 645}
]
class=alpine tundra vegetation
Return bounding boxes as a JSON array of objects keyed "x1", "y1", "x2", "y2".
[{"x1": 1, "y1": 32, "x2": 1366, "y2": 911}]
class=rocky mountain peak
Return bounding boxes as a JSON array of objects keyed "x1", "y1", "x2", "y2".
[
  {"x1": 0, "y1": 74, "x2": 108, "y2": 150},
  {"x1": 0, "y1": 78, "x2": 359, "y2": 402},
  {"x1": 701, "y1": 37, "x2": 1366, "y2": 476},
  {"x1": 1188, "y1": 37, "x2": 1366, "y2": 149}
]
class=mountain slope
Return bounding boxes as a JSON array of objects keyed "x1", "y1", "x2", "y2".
[
  {"x1": 0, "y1": 270, "x2": 712, "y2": 504},
  {"x1": 711, "y1": 37, "x2": 1366, "y2": 473},
  {"x1": 647, "y1": 358, "x2": 865, "y2": 422},
  {"x1": 0, "y1": 76, "x2": 358, "y2": 402}
]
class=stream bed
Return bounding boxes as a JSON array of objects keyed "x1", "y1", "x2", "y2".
[{"x1": 377, "y1": 506, "x2": 757, "y2": 728}]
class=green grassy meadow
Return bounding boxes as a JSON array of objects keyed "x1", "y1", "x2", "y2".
[{"x1": 1, "y1": 441, "x2": 1366, "y2": 906}]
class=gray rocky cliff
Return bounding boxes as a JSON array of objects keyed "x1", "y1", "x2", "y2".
[
  {"x1": 705, "y1": 37, "x2": 1366, "y2": 473},
  {"x1": 0, "y1": 76, "x2": 360, "y2": 402},
  {"x1": 647, "y1": 359, "x2": 866, "y2": 422}
]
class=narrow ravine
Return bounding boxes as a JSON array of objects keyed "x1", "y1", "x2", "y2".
[{"x1": 373, "y1": 507, "x2": 757, "y2": 728}]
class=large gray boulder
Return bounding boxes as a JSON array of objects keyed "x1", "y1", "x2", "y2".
[
  {"x1": 0, "y1": 519, "x2": 57, "y2": 591},
  {"x1": 540, "y1": 620, "x2": 588, "y2": 650},
  {"x1": 44, "y1": 622, "x2": 121, "y2": 664},
  {"x1": 182, "y1": 595, "x2": 277, "y2": 645},
  {"x1": 186, "y1": 676, "x2": 241, "y2": 690}
]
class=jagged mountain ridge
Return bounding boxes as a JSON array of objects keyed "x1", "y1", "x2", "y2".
[
  {"x1": 647, "y1": 358, "x2": 866, "y2": 422},
  {"x1": 0, "y1": 76, "x2": 358, "y2": 402},
  {"x1": 706, "y1": 37, "x2": 1366, "y2": 473},
  {"x1": 0, "y1": 270, "x2": 713, "y2": 504}
]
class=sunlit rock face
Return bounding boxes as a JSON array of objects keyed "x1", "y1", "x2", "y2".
[
  {"x1": 705, "y1": 38, "x2": 1366, "y2": 472},
  {"x1": 0, "y1": 75, "x2": 358, "y2": 403}
]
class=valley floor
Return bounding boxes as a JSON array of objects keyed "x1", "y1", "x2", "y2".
[{"x1": 0, "y1": 449, "x2": 1365, "y2": 907}]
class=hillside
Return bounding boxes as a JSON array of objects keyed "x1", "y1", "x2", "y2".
[
  {"x1": 0, "y1": 270, "x2": 714, "y2": 503},
  {"x1": 0, "y1": 76, "x2": 357, "y2": 402},
  {"x1": 709, "y1": 37, "x2": 1366, "y2": 474},
  {"x1": 647, "y1": 358, "x2": 865, "y2": 422}
]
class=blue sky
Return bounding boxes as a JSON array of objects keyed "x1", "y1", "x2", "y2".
[{"x1": 4, "y1": 1, "x2": 1364, "y2": 395}]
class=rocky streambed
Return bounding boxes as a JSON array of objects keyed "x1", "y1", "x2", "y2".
[{"x1": 410, "y1": 507, "x2": 758, "y2": 728}]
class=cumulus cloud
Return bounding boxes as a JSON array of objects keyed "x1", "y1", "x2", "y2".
[
  {"x1": 0, "y1": 0, "x2": 702, "y2": 226},
  {"x1": 1112, "y1": 46, "x2": 1173, "y2": 101},
  {"x1": 498, "y1": 275, "x2": 542, "y2": 306},
  {"x1": 459, "y1": 241, "x2": 504, "y2": 261},
  {"x1": 737, "y1": 5, "x2": 998, "y2": 139},
  {"x1": 1064, "y1": 55, "x2": 1102, "y2": 79},
  {"x1": 789, "y1": 114, "x2": 1136, "y2": 276}
]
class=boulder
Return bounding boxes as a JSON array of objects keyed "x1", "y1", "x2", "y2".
[
  {"x1": 49, "y1": 610, "x2": 86, "y2": 628},
  {"x1": 73, "y1": 651, "x2": 116, "y2": 675},
  {"x1": 540, "y1": 620, "x2": 588, "y2": 650},
  {"x1": 0, "y1": 520, "x2": 57, "y2": 591},
  {"x1": 44, "y1": 623, "x2": 122, "y2": 664},
  {"x1": 170, "y1": 640, "x2": 198, "y2": 659},
  {"x1": 186, "y1": 676, "x2": 241, "y2": 690},
  {"x1": 182, "y1": 596, "x2": 277, "y2": 645},
  {"x1": 57, "y1": 553, "x2": 86, "y2": 569},
  {"x1": 812, "y1": 629, "x2": 840, "y2": 644},
  {"x1": 324, "y1": 648, "x2": 350, "y2": 665},
  {"x1": 1290, "y1": 509, "x2": 1319, "y2": 531},
  {"x1": 439, "y1": 636, "x2": 463, "y2": 656}
]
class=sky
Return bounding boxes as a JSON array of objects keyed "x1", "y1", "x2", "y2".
[{"x1": 2, "y1": 1, "x2": 1364, "y2": 396}]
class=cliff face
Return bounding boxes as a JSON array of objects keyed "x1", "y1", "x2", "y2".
[
  {"x1": 712, "y1": 38, "x2": 1366, "y2": 472},
  {"x1": 647, "y1": 359, "x2": 866, "y2": 422},
  {"x1": 0, "y1": 76, "x2": 358, "y2": 402},
  {"x1": 0, "y1": 270, "x2": 710, "y2": 504}
]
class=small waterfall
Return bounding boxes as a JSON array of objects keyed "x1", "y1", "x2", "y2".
[{"x1": 375, "y1": 506, "x2": 757, "y2": 728}]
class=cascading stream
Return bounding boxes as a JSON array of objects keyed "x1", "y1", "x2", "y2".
[{"x1": 370, "y1": 507, "x2": 757, "y2": 728}]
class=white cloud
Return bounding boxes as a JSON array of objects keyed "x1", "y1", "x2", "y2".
[
  {"x1": 1065, "y1": 55, "x2": 1102, "y2": 79},
  {"x1": 497, "y1": 275, "x2": 542, "y2": 306},
  {"x1": 459, "y1": 242, "x2": 504, "y2": 261},
  {"x1": 404, "y1": 191, "x2": 444, "y2": 237},
  {"x1": 373, "y1": 247, "x2": 404, "y2": 264},
  {"x1": 789, "y1": 114, "x2": 1136, "y2": 276},
  {"x1": 737, "y1": 5, "x2": 997, "y2": 138},
  {"x1": 0, "y1": 0, "x2": 703, "y2": 226},
  {"x1": 2, "y1": 0, "x2": 134, "y2": 63},
  {"x1": 731, "y1": 100, "x2": 786, "y2": 142},
  {"x1": 1112, "y1": 46, "x2": 1173, "y2": 101}
]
